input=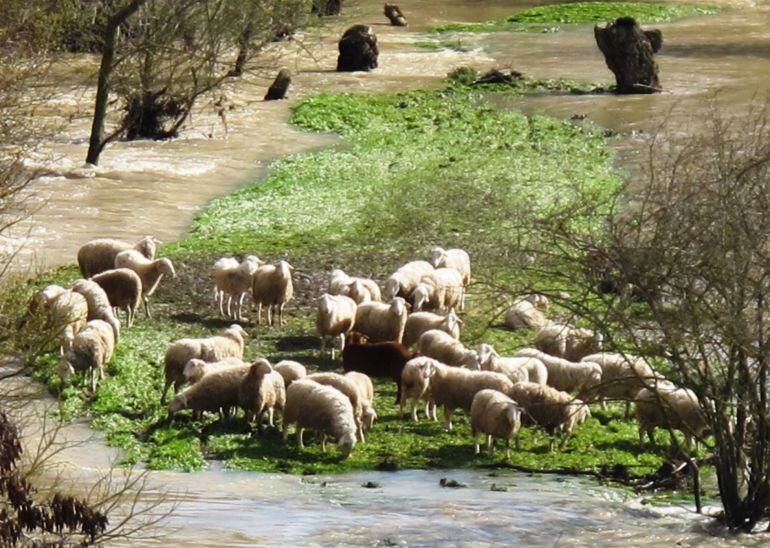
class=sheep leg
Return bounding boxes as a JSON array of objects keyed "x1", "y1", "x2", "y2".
[
  {"x1": 321, "y1": 435, "x2": 327, "y2": 452},
  {"x1": 394, "y1": 380, "x2": 402, "y2": 405},
  {"x1": 267, "y1": 305, "x2": 273, "y2": 326},
  {"x1": 143, "y1": 296, "x2": 152, "y2": 319},
  {"x1": 505, "y1": 439, "x2": 511, "y2": 459},
  {"x1": 297, "y1": 428, "x2": 305, "y2": 448},
  {"x1": 515, "y1": 434, "x2": 520, "y2": 451},
  {"x1": 624, "y1": 401, "x2": 631, "y2": 419},
  {"x1": 282, "y1": 423, "x2": 289, "y2": 442},
  {"x1": 268, "y1": 407, "x2": 274, "y2": 427},
  {"x1": 256, "y1": 303, "x2": 262, "y2": 325},
  {"x1": 279, "y1": 303, "x2": 285, "y2": 326},
  {"x1": 410, "y1": 402, "x2": 419, "y2": 422},
  {"x1": 430, "y1": 403, "x2": 438, "y2": 422},
  {"x1": 216, "y1": 290, "x2": 224, "y2": 316},
  {"x1": 90, "y1": 368, "x2": 97, "y2": 392},
  {"x1": 320, "y1": 336, "x2": 326, "y2": 358},
  {"x1": 237, "y1": 293, "x2": 246, "y2": 321},
  {"x1": 358, "y1": 422, "x2": 365, "y2": 444},
  {"x1": 473, "y1": 429, "x2": 480, "y2": 454},
  {"x1": 487, "y1": 435, "x2": 494, "y2": 457},
  {"x1": 443, "y1": 407, "x2": 453, "y2": 432},
  {"x1": 226, "y1": 295, "x2": 233, "y2": 318},
  {"x1": 160, "y1": 381, "x2": 172, "y2": 404}
]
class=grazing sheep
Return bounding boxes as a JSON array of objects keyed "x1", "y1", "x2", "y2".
[
  {"x1": 342, "y1": 331, "x2": 413, "y2": 404},
  {"x1": 402, "y1": 309, "x2": 461, "y2": 349},
  {"x1": 535, "y1": 322, "x2": 603, "y2": 362},
  {"x1": 383, "y1": 260, "x2": 434, "y2": 301},
  {"x1": 316, "y1": 294, "x2": 357, "y2": 359},
  {"x1": 58, "y1": 319, "x2": 115, "y2": 391},
  {"x1": 282, "y1": 379, "x2": 357, "y2": 458},
  {"x1": 515, "y1": 348, "x2": 601, "y2": 398},
  {"x1": 161, "y1": 324, "x2": 247, "y2": 403},
  {"x1": 507, "y1": 381, "x2": 589, "y2": 449},
  {"x1": 345, "y1": 371, "x2": 377, "y2": 429},
  {"x1": 29, "y1": 284, "x2": 66, "y2": 314},
  {"x1": 328, "y1": 269, "x2": 382, "y2": 303},
  {"x1": 414, "y1": 357, "x2": 514, "y2": 431},
  {"x1": 182, "y1": 357, "x2": 246, "y2": 384},
  {"x1": 347, "y1": 279, "x2": 373, "y2": 304},
  {"x1": 635, "y1": 385, "x2": 709, "y2": 448},
  {"x1": 354, "y1": 297, "x2": 408, "y2": 343},
  {"x1": 470, "y1": 389, "x2": 522, "y2": 457},
  {"x1": 213, "y1": 255, "x2": 263, "y2": 321},
  {"x1": 504, "y1": 299, "x2": 548, "y2": 330},
  {"x1": 431, "y1": 247, "x2": 471, "y2": 309},
  {"x1": 525, "y1": 293, "x2": 550, "y2": 311},
  {"x1": 70, "y1": 279, "x2": 121, "y2": 342},
  {"x1": 417, "y1": 329, "x2": 479, "y2": 369},
  {"x1": 477, "y1": 343, "x2": 548, "y2": 385},
  {"x1": 307, "y1": 371, "x2": 365, "y2": 442},
  {"x1": 399, "y1": 357, "x2": 438, "y2": 421},
  {"x1": 238, "y1": 359, "x2": 286, "y2": 428},
  {"x1": 91, "y1": 268, "x2": 142, "y2": 327},
  {"x1": 583, "y1": 352, "x2": 665, "y2": 417},
  {"x1": 252, "y1": 260, "x2": 294, "y2": 326},
  {"x1": 114, "y1": 249, "x2": 176, "y2": 318},
  {"x1": 48, "y1": 290, "x2": 89, "y2": 354},
  {"x1": 77, "y1": 236, "x2": 157, "y2": 278},
  {"x1": 274, "y1": 360, "x2": 307, "y2": 388},
  {"x1": 412, "y1": 268, "x2": 464, "y2": 312},
  {"x1": 168, "y1": 365, "x2": 250, "y2": 420}
]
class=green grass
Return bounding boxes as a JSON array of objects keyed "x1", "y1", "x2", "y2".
[
  {"x1": 432, "y1": 2, "x2": 722, "y2": 33},
  {"x1": 10, "y1": 84, "x2": 698, "y2": 477}
]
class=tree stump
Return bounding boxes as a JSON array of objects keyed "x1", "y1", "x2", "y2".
[
  {"x1": 312, "y1": 0, "x2": 341, "y2": 16},
  {"x1": 264, "y1": 69, "x2": 291, "y2": 101},
  {"x1": 384, "y1": 3, "x2": 407, "y2": 26},
  {"x1": 336, "y1": 25, "x2": 379, "y2": 72},
  {"x1": 594, "y1": 17, "x2": 662, "y2": 94}
]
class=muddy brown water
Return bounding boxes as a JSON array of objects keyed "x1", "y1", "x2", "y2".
[{"x1": 3, "y1": 0, "x2": 770, "y2": 544}]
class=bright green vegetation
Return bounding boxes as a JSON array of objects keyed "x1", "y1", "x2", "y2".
[
  {"x1": 432, "y1": 2, "x2": 722, "y2": 33},
  {"x1": 15, "y1": 84, "x2": 697, "y2": 478}
]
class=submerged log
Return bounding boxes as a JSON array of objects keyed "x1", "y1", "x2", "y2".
[
  {"x1": 264, "y1": 69, "x2": 292, "y2": 101},
  {"x1": 472, "y1": 68, "x2": 524, "y2": 85},
  {"x1": 384, "y1": 3, "x2": 408, "y2": 26},
  {"x1": 594, "y1": 17, "x2": 662, "y2": 94},
  {"x1": 336, "y1": 25, "x2": 379, "y2": 72}
]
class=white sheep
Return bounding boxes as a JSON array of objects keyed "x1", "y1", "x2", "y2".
[
  {"x1": 525, "y1": 293, "x2": 550, "y2": 311},
  {"x1": 399, "y1": 358, "x2": 437, "y2": 422},
  {"x1": 535, "y1": 322, "x2": 603, "y2": 362},
  {"x1": 282, "y1": 379, "x2": 358, "y2": 458},
  {"x1": 354, "y1": 297, "x2": 408, "y2": 343},
  {"x1": 252, "y1": 260, "x2": 294, "y2": 326},
  {"x1": 635, "y1": 385, "x2": 709, "y2": 448},
  {"x1": 411, "y1": 357, "x2": 514, "y2": 431},
  {"x1": 383, "y1": 260, "x2": 434, "y2": 301},
  {"x1": 515, "y1": 348, "x2": 601, "y2": 398},
  {"x1": 476, "y1": 343, "x2": 537, "y2": 384},
  {"x1": 213, "y1": 255, "x2": 263, "y2": 320},
  {"x1": 402, "y1": 309, "x2": 461, "y2": 349},
  {"x1": 307, "y1": 371, "x2": 365, "y2": 442},
  {"x1": 168, "y1": 365, "x2": 250, "y2": 420},
  {"x1": 58, "y1": 319, "x2": 115, "y2": 391},
  {"x1": 274, "y1": 360, "x2": 306, "y2": 387},
  {"x1": 162, "y1": 324, "x2": 247, "y2": 403},
  {"x1": 328, "y1": 269, "x2": 381, "y2": 303},
  {"x1": 470, "y1": 389, "x2": 522, "y2": 457},
  {"x1": 583, "y1": 352, "x2": 665, "y2": 417},
  {"x1": 238, "y1": 359, "x2": 286, "y2": 428},
  {"x1": 418, "y1": 329, "x2": 479, "y2": 369},
  {"x1": 182, "y1": 357, "x2": 246, "y2": 384},
  {"x1": 114, "y1": 249, "x2": 176, "y2": 318},
  {"x1": 70, "y1": 278, "x2": 121, "y2": 342},
  {"x1": 345, "y1": 371, "x2": 377, "y2": 429},
  {"x1": 431, "y1": 247, "x2": 471, "y2": 309},
  {"x1": 48, "y1": 289, "x2": 89, "y2": 354},
  {"x1": 77, "y1": 236, "x2": 158, "y2": 278},
  {"x1": 315, "y1": 293, "x2": 357, "y2": 359},
  {"x1": 412, "y1": 268, "x2": 464, "y2": 312},
  {"x1": 504, "y1": 299, "x2": 548, "y2": 330},
  {"x1": 348, "y1": 279, "x2": 374, "y2": 304},
  {"x1": 91, "y1": 268, "x2": 143, "y2": 327}
]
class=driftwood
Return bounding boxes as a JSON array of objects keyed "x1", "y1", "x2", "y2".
[
  {"x1": 594, "y1": 17, "x2": 662, "y2": 94},
  {"x1": 384, "y1": 3, "x2": 407, "y2": 26},
  {"x1": 472, "y1": 68, "x2": 524, "y2": 85},
  {"x1": 264, "y1": 69, "x2": 291, "y2": 101},
  {"x1": 336, "y1": 25, "x2": 379, "y2": 72}
]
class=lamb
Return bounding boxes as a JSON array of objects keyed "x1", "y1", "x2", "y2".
[
  {"x1": 47, "y1": 289, "x2": 89, "y2": 354},
  {"x1": 515, "y1": 348, "x2": 601, "y2": 397},
  {"x1": 252, "y1": 260, "x2": 294, "y2": 326},
  {"x1": 535, "y1": 322, "x2": 603, "y2": 362},
  {"x1": 77, "y1": 236, "x2": 158, "y2": 278},
  {"x1": 168, "y1": 365, "x2": 250, "y2": 420},
  {"x1": 342, "y1": 331, "x2": 413, "y2": 404},
  {"x1": 582, "y1": 352, "x2": 665, "y2": 416},
  {"x1": 402, "y1": 309, "x2": 461, "y2": 349},
  {"x1": 354, "y1": 297, "x2": 408, "y2": 343},
  {"x1": 306, "y1": 372, "x2": 365, "y2": 442},
  {"x1": 328, "y1": 269, "x2": 382, "y2": 303},
  {"x1": 70, "y1": 279, "x2": 121, "y2": 342},
  {"x1": 470, "y1": 389, "x2": 522, "y2": 458},
  {"x1": 274, "y1": 360, "x2": 307, "y2": 388},
  {"x1": 161, "y1": 324, "x2": 247, "y2": 403},
  {"x1": 182, "y1": 357, "x2": 246, "y2": 384},
  {"x1": 417, "y1": 329, "x2": 479, "y2": 369},
  {"x1": 507, "y1": 381, "x2": 590, "y2": 449},
  {"x1": 282, "y1": 379, "x2": 358, "y2": 458},
  {"x1": 91, "y1": 268, "x2": 143, "y2": 327},
  {"x1": 412, "y1": 268, "x2": 464, "y2": 312},
  {"x1": 399, "y1": 357, "x2": 437, "y2": 422},
  {"x1": 58, "y1": 319, "x2": 115, "y2": 391},
  {"x1": 383, "y1": 260, "x2": 434, "y2": 301},
  {"x1": 213, "y1": 255, "x2": 263, "y2": 320},
  {"x1": 431, "y1": 247, "x2": 471, "y2": 309},
  {"x1": 504, "y1": 299, "x2": 548, "y2": 330},
  {"x1": 411, "y1": 357, "x2": 514, "y2": 431},
  {"x1": 345, "y1": 371, "x2": 377, "y2": 429},
  {"x1": 476, "y1": 343, "x2": 545, "y2": 384},
  {"x1": 635, "y1": 385, "x2": 709, "y2": 448},
  {"x1": 114, "y1": 249, "x2": 176, "y2": 318},
  {"x1": 316, "y1": 293, "x2": 357, "y2": 359},
  {"x1": 237, "y1": 359, "x2": 286, "y2": 428}
]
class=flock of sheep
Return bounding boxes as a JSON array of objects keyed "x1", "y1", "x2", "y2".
[{"x1": 28, "y1": 236, "x2": 710, "y2": 461}]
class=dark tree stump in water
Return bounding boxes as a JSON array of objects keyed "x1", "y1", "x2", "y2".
[
  {"x1": 336, "y1": 25, "x2": 379, "y2": 72},
  {"x1": 384, "y1": 3, "x2": 407, "y2": 26},
  {"x1": 264, "y1": 69, "x2": 292, "y2": 101},
  {"x1": 473, "y1": 68, "x2": 524, "y2": 85},
  {"x1": 594, "y1": 17, "x2": 662, "y2": 94},
  {"x1": 123, "y1": 90, "x2": 183, "y2": 140},
  {"x1": 312, "y1": 0, "x2": 341, "y2": 16}
]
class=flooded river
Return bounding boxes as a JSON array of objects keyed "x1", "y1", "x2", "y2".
[{"x1": 4, "y1": 0, "x2": 770, "y2": 544}]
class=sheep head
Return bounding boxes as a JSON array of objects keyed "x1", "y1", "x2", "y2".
[
  {"x1": 390, "y1": 297, "x2": 407, "y2": 318},
  {"x1": 338, "y1": 433, "x2": 356, "y2": 459},
  {"x1": 431, "y1": 246, "x2": 446, "y2": 268},
  {"x1": 411, "y1": 284, "x2": 431, "y2": 312},
  {"x1": 57, "y1": 356, "x2": 75, "y2": 385},
  {"x1": 383, "y1": 277, "x2": 400, "y2": 301},
  {"x1": 168, "y1": 393, "x2": 188, "y2": 414},
  {"x1": 159, "y1": 258, "x2": 176, "y2": 279}
]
